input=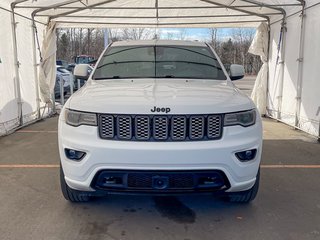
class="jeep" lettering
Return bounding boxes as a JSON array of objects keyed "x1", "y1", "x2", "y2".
[{"x1": 150, "y1": 106, "x2": 171, "y2": 113}]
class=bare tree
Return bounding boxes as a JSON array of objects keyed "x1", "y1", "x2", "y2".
[
  {"x1": 121, "y1": 28, "x2": 154, "y2": 40},
  {"x1": 178, "y1": 29, "x2": 187, "y2": 40},
  {"x1": 209, "y1": 28, "x2": 218, "y2": 48},
  {"x1": 165, "y1": 32, "x2": 174, "y2": 40},
  {"x1": 55, "y1": 27, "x2": 261, "y2": 75}
]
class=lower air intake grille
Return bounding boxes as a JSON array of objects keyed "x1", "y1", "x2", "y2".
[
  {"x1": 93, "y1": 170, "x2": 230, "y2": 192},
  {"x1": 127, "y1": 173, "x2": 194, "y2": 189}
]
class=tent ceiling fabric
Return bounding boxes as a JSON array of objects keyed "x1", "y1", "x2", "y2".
[{"x1": 3, "y1": 0, "x2": 305, "y2": 28}]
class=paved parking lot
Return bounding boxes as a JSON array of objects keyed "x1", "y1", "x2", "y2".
[
  {"x1": 1, "y1": 77, "x2": 320, "y2": 240},
  {"x1": 0, "y1": 115, "x2": 319, "y2": 240}
]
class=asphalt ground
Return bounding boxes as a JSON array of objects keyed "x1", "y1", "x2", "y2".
[{"x1": 0, "y1": 77, "x2": 319, "y2": 240}]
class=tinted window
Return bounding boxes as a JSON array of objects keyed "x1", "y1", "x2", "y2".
[
  {"x1": 93, "y1": 45, "x2": 226, "y2": 80},
  {"x1": 76, "y1": 56, "x2": 94, "y2": 64}
]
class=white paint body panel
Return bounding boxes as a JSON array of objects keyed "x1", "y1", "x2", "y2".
[
  {"x1": 69, "y1": 79, "x2": 255, "y2": 114},
  {"x1": 58, "y1": 40, "x2": 263, "y2": 193}
]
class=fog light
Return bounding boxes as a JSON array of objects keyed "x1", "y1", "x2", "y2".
[
  {"x1": 104, "y1": 176, "x2": 123, "y2": 185},
  {"x1": 235, "y1": 149, "x2": 257, "y2": 162},
  {"x1": 65, "y1": 148, "x2": 86, "y2": 161}
]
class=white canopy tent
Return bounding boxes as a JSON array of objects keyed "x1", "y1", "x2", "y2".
[{"x1": 0, "y1": 0, "x2": 319, "y2": 139}]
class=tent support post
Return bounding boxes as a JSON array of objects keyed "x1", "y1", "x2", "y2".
[
  {"x1": 31, "y1": 17, "x2": 41, "y2": 119},
  {"x1": 266, "y1": 19, "x2": 271, "y2": 116},
  {"x1": 294, "y1": 1, "x2": 306, "y2": 128},
  {"x1": 10, "y1": 2, "x2": 24, "y2": 126},
  {"x1": 276, "y1": 19, "x2": 287, "y2": 120}
]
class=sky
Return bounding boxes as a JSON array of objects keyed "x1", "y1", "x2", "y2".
[{"x1": 158, "y1": 28, "x2": 256, "y2": 42}]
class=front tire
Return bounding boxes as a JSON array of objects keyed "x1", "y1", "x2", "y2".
[
  {"x1": 226, "y1": 168, "x2": 260, "y2": 203},
  {"x1": 60, "y1": 164, "x2": 90, "y2": 202}
]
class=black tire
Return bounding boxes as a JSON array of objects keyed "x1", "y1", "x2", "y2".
[
  {"x1": 60, "y1": 164, "x2": 90, "y2": 203},
  {"x1": 226, "y1": 168, "x2": 260, "y2": 203}
]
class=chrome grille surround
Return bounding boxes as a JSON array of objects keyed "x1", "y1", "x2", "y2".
[
  {"x1": 207, "y1": 115, "x2": 222, "y2": 139},
  {"x1": 117, "y1": 116, "x2": 132, "y2": 140},
  {"x1": 135, "y1": 116, "x2": 150, "y2": 140},
  {"x1": 99, "y1": 115, "x2": 114, "y2": 138},
  {"x1": 153, "y1": 116, "x2": 169, "y2": 140},
  {"x1": 171, "y1": 116, "x2": 187, "y2": 140},
  {"x1": 189, "y1": 116, "x2": 205, "y2": 140},
  {"x1": 99, "y1": 114, "x2": 223, "y2": 141}
]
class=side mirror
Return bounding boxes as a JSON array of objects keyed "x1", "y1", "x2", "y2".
[
  {"x1": 229, "y1": 64, "x2": 245, "y2": 81},
  {"x1": 74, "y1": 64, "x2": 90, "y2": 79}
]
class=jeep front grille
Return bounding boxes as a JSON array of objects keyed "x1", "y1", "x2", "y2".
[{"x1": 98, "y1": 114, "x2": 222, "y2": 141}]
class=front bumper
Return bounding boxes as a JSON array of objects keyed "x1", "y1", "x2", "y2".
[{"x1": 58, "y1": 117, "x2": 262, "y2": 193}]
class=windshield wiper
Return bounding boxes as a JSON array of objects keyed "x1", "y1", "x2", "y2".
[
  {"x1": 103, "y1": 46, "x2": 148, "y2": 57},
  {"x1": 158, "y1": 46, "x2": 217, "y2": 61},
  {"x1": 162, "y1": 75, "x2": 175, "y2": 78},
  {"x1": 96, "y1": 60, "x2": 154, "y2": 70},
  {"x1": 156, "y1": 60, "x2": 222, "y2": 70}
]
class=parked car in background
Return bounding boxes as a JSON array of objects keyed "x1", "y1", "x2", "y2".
[
  {"x1": 67, "y1": 63, "x2": 76, "y2": 73},
  {"x1": 75, "y1": 55, "x2": 95, "y2": 64},
  {"x1": 56, "y1": 60, "x2": 69, "y2": 69},
  {"x1": 54, "y1": 66, "x2": 74, "y2": 98},
  {"x1": 67, "y1": 58, "x2": 96, "y2": 74}
]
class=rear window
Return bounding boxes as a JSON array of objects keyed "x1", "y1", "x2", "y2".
[{"x1": 93, "y1": 45, "x2": 226, "y2": 80}]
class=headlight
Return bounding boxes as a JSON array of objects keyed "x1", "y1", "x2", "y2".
[
  {"x1": 224, "y1": 109, "x2": 256, "y2": 127},
  {"x1": 65, "y1": 109, "x2": 97, "y2": 127}
]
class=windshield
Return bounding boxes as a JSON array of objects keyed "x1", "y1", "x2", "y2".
[{"x1": 93, "y1": 45, "x2": 226, "y2": 80}]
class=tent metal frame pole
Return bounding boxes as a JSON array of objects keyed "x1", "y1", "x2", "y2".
[
  {"x1": 155, "y1": 0, "x2": 159, "y2": 37},
  {"x1": 270, "y1": 1, "x2": 317, "y2": 25},
  {"x1": 30, "y1": 0, "x2": 81, "y2": 115},
  {"x1": 31, "y1": 0, "x2": 83, "y2": 18},
  {"x1": 38, "y1": 13, "x2": 283, "y2": 18},
  {"x1": 15, "y1": 4, "x2": 302, "y2": 10},
  {"x1": 54, "y1": 20, "x2": 267, "y2": 26},
  {"x1": 31, "y1": 17, "x2": 41, "y2": 119},
  {"x1": 0, "y1": 6, "x2": 46, "y2": 25},
  {"x1": 45, "y1": 0, "x2": 280, "y2": 21},
  {"x1": 10, "y1": 1, "x2": 29, "y2": 126},
  {"x1": 200, "y1": 0, "x2": 270, "y2": 21},
  {"x1": 276, "y1": 19, "x2": 287, "y2": 120},
  {"x1": 271, "y1": 0, "x2": 303, "y2": 122},
  {"x1": 266, "y1": 19, "x2": 271, "y2": 117},
  {"x1": 241, "y1": 0, "x2": 286, "y2": 15},
  {"x1": 200, "y1": 0, "x2": 286, "y2": 120},
  {"x1": 294, "y1": 0, "x2": 306, "y2": 128},
  {"x1": 48, "y1": 0, "x2": 117, "y2": 20}
]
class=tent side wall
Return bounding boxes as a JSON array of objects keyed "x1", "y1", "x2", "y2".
[
  {"x1": 17, "y1": 15, "x2": 45, "y2": 124},
  {"x1": 299, "y1": 5, "x2": 320, "y2": 137},
  {"x1": 1, "y1": 0, "x2": 319, "y2": 138},
  {"x1": 0, "y1": 6, "x2": 19, "y2": 135},
  {"x1": 0, "y1": 4, "x2": 45, "y2": 136},
  {"x1": 268, "y1": 3, "x2": 320, "y2": 137}
]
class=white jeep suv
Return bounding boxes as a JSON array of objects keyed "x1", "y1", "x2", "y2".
[{"x1": 58, "y1": 40, "x2": 262, "y2": 203}]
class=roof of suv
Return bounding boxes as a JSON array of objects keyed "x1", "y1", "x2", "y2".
[{"x1": 111, "y1": 39, "x2": 207, "y2": 47}]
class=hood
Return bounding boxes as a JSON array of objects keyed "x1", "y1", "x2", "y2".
[{"x1": 68, "y1": 79, "x2": 255, "y2": 114}]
